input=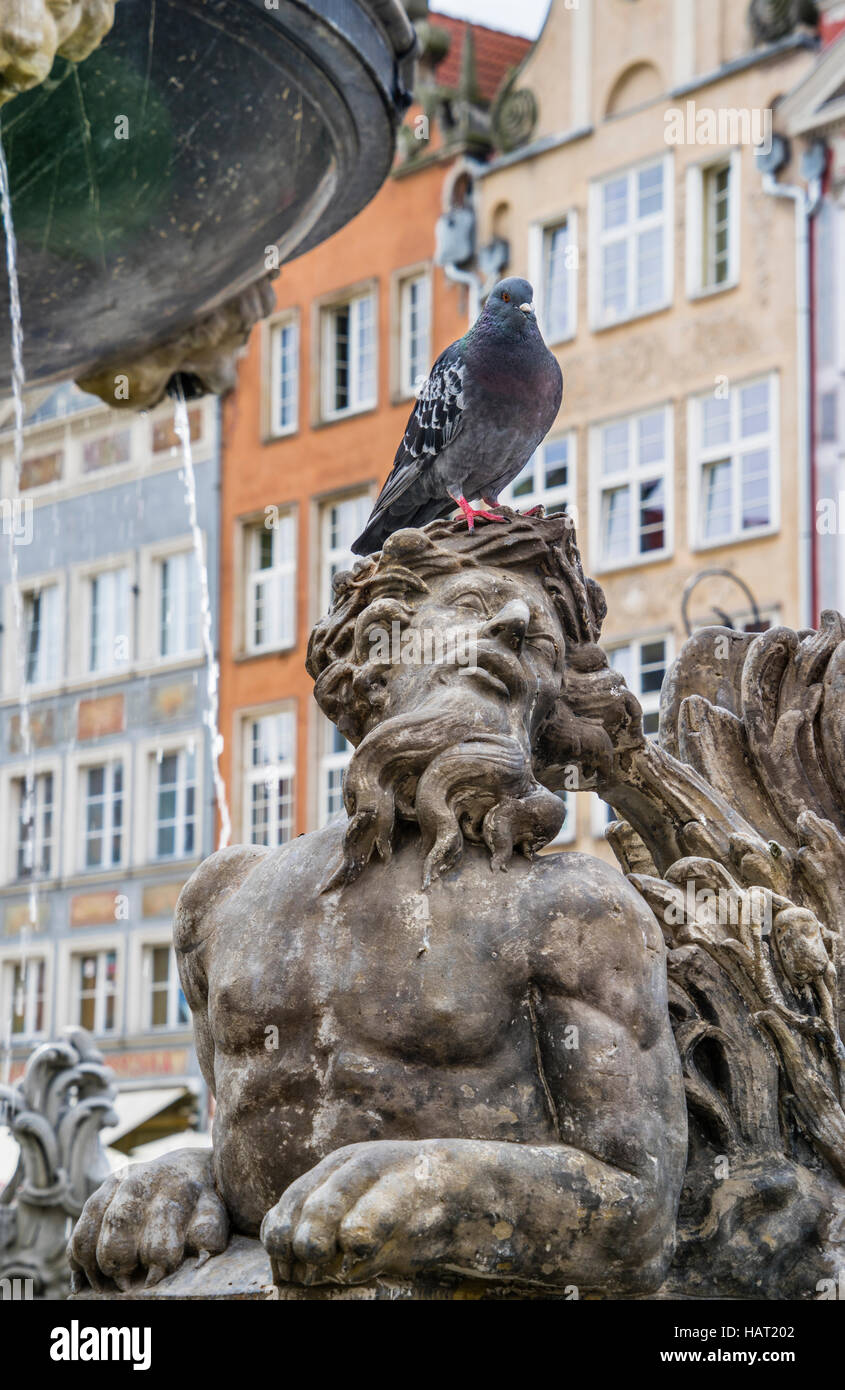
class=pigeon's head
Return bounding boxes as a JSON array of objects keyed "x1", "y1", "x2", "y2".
[{"x1": 483, "y1": 277, "x2": 535, "y2": 333}]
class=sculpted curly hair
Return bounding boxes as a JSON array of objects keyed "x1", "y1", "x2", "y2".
[{"x1": 307, "y1": 511, "x2": 644, "y2": 796}]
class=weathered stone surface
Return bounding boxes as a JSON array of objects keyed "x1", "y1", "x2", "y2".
[{"x1": 67, "y1": 515, "x2": 845, "y2": 1300}]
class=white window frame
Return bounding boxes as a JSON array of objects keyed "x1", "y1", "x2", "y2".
[
  {"x1": 589, "y1": 154, "x2": 674, "y2": 330},
  {"x1": 87, "y1": 564, "x2": 131, "y2": 675},
  {"x1": 245, "y1": 512, "x2": 296, "y2": 655},
  {"x1": 588, "y1": 403, "x2": 674, "y2": 573},
  {"x1": 77, "y1": 756, "x2": 127, "y2": 874},
  {"x1": 141, "y1": 941, "x2": 190, "y2": 1032},
  {"x1": 15, "y1": 577, "x2": 64, "y2": 691},
  {"x1": 591, "y1": 632, "x2": 673, "y2": 837},
  {"x1": 71, "y1": 946, "x2": 119, "y2": 1036},
  {"x1": 268, "y1": 312, "x2": 299, "y2": 437},
  {"x1": 56, "y1": 933, "x2": 124, "y2": 1036},
  {"x1": 687, "y1": 373, "x2": 780, "y2": 551},
  {"x1": 501, "y1": 432, "x2": 576, "y2": 518},
  {"x1": 529, "y1": 211, "x2": 578, "y2": 345},
  {"x1": 318, "y1": 715, "x2": 352, "y2": 827},
  {"x1": 686, "y1": 149, "x2": 741, "y2": 299},
  {"x1": 0, "y1": 756, "x2": 61, "y2": 887},
  {"x1": 397, "y1": 270, "x2": 432, "y2": 400},
  {"x1": 157, "y1": 548, "x2": 200, "y2": 660},
  {"x1": 147, "y1": 743, "x2": 199, "y2": 864},
  {"x1": 241, "y1": 706, "x2": 296, "y2": 847},
  {"x1": 320, "y1": 290, "x2": 378, "y2": 421},
  {"x1": 318, "y1": 492, "x2": 372, "y2": 613},
  {"x1": 12, "y1": 768, "x2": 57, "y2": 884},
  {"x1": 1, "y1": 951, "x2": 50, "y2": 1042}
]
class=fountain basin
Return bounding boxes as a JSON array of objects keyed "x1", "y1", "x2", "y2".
[{"x1": 0, "y1": 0, "x2": 415, "y2": 396}]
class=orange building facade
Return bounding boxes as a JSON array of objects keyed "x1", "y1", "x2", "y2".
[{"x1": 218, "y1": 14, "x2": 529, "y2": 846}]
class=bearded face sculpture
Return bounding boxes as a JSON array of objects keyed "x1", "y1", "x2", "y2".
[{"x1": 307, "y1": 514, "x2": 643, "y2": 890}]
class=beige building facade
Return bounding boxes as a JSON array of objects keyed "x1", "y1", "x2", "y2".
[{"x1": 476, "y1": 0, "x2": 841, "y2": 856}]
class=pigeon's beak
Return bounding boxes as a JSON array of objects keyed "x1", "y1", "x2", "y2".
[{"x1": 519, "y1": 301, "x2": 534, "y2": 316}]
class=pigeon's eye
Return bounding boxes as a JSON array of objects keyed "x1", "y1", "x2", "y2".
[{"x1": 501, "y1": 292, "x2": 511, "y2": 302}]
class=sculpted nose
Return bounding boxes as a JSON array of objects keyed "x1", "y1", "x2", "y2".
[{"x1": 481, "y1": 599, "x2": 530, "y2": 653}]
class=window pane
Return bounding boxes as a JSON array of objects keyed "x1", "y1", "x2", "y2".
[
  {"x1": 701, "y1": 396, "x2": 731, "y2": 448},
  {"x1": 602, "y1": 421, "x2": 629, "y2": 476},
  {"x1": 637, "y1": 412, "x2": 664, "y2": 467},
  {"x1": 635, "y1": 226, "x2": 663, "y2": 309},
  {"x1": 638, "y1": 477, "x2": 665, "y2": 552},
  {"x1": 740, "y1": 381, "x2": 769, "y2": 437},
  {"x1": 703, "y1": 459, "x2": 732, "y2": 539},
  {"x1": 602, "y1": 486, "x2": 631, "y2": 563},
  {"x1": 602, "y1": 176, "x2": 628, "y2": 230},
  {"x1": 601, "y1": 241, "x2": 627, "y2": 318},
  {"x1": 741, "y1": 449, "x2": 770, "y2": 529},
  {"x1": 637, "y1": 164, "x2": 663, "y2": 218}
]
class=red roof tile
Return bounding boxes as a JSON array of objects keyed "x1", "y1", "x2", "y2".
[{"x1": 427, "y1": 12, "x2": 533, "y2": 102}]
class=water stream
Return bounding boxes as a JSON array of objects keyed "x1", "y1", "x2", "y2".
[
  {"x1": 174, "y1": 388, "x2": 231, "y2": 851},
  {"x1": 0, "y1": 141, "x2": 37, "y2": 1083}
]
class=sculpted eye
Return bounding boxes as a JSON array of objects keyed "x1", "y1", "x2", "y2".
[
  {"x1": 454, "y1": 592, "x2": 487, "y2": 615},
  {"x1": 528, "y1": 632, "x2": 559, "y2": 660}
]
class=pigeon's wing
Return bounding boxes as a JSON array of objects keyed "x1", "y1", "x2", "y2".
[{"x1": 368, "y1": 340, "x2": 467, "y2": 517}]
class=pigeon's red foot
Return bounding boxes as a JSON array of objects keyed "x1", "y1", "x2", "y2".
[
  {"x1": 521, "y1": 505, "x2": 545, "y2": 517},
  {"x1": 453, "y1": 495, "x2": 506, "y2": 531}
]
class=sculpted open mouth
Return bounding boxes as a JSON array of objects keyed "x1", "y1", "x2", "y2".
[{"x1": 460, "y1": 645, "x2": 527, "y2": 701}]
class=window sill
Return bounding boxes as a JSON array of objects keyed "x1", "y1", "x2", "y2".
[
  {"x1": 313, "y1": 403, "x2": 379, "y2": 429},
  {"x1": 262, "y1": 425, "x2": 299, "y2": 445},
  {"x1": 591, "y1": 547, "x2": 673, "y2": 576},
  {"x1": 688, "y1": 280, "x2": 739, "y2": 302},
  {"x1": 591, "y1": 300, "x2": 673, "y2": 333},
  {"x1": 237, "y1": 643, "x2": 297, "y2": 664},
  {"x1": 691, "y1": 524, "x2": 778, "y2": 552}
]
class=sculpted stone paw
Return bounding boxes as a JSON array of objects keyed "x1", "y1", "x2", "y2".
[
  {"x1": 261, "y1": 1141, "x2": 454, "y2": 1287},
  {"x1": 0, "y1": 0, "x2": 118, "y2": 106},
  {"x1": 68, "y1": 1148, "x2": 228, "y2": 1292}
]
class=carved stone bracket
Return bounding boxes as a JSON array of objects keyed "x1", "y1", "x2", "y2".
[{"x1": 0, "y1": 0, "x2": 118, "y2": 107}]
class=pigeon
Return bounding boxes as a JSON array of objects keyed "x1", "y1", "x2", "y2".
[{"x1": 351, "y1": 276, "x2": 563, "y2": 555}]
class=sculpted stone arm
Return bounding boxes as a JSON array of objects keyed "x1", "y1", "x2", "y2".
[
  {"x1": 262, "y1": 871, "x2": 687, "y2": 1294},
  {"x1": 68, "y1": 848, "x2": 266, "y2": 1291}
]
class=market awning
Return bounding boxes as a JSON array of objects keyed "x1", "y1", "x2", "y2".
[{"x1": 99, "y1": 1086, "x2": 197, "y2": 1155}]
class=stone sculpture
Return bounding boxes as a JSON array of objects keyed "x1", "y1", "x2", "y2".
[
  {"x1": 1, "y1": 1027, "x2": 117, "y2": 1300},
  {"x1": 68, "y1": 514, "x2": 845, "y2": 1299},
  {"x1": 0, "y1": 0, "x2": 117, "y2": 106}
]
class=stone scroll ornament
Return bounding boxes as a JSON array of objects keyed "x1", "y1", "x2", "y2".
[
  {"x1": 65, "y1": 514, "x2": 843, "y2": 1300},
  {"x1": 1, "y1": 1027, "x2": 117, "y2": 1300},
  {"x1": 0, "y1": 0, "x2": 118, "y2": 106},
  {"x1": 598, "y1": 613, "x2": 845, "y2": 1298}
]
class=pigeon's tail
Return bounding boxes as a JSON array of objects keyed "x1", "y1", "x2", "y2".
[{"x1": 351, "y1": 497, "x2": 454, "y2": 556}]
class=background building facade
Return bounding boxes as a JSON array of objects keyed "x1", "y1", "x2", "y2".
[{"x1": 0, "y1": 385, "x2": 219, "y2": 1150}]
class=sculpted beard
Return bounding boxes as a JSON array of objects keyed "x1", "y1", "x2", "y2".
[{"x1": 322, "y1": 683, "x2": 566, "y2": 892}]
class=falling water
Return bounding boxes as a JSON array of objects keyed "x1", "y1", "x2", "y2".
[
  {"x1": 174, "y1": 387, "x2": 232, "y2": 850},
  {"x1": 0, "y1": 141, "x2": 37, "y2": 1083}
]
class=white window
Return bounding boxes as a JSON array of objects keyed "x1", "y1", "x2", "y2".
[
  {"x1": 593, "y1": 635, "x2": 671, "y2": 835},
  {"x1": 545, "y1": 787, "x2": 577, "y2": 849},
  {"x1": 590, "y1": 157, "x2": 672, "y2": 328},
  {"x1": 4, "y1": 958, "x2": 47, "y2": 1038},
  {"x1": 245, "y1": 514, "x2": 295, "y2": 654},
  {"x1": 591, "y1": 406, "x2": 671, "y2": 570},
  {"x1": 686, "y1": 153, "x2": 740, "y2": 297},
  {"x1": 15, "y1": 772, "x2": 54, "y2": 880},
  {"x1": 399, "y1": 273, "x2": 430, "y2": 397},
  {"x1": 153, "y1": 748, "x2": 197, "y2": 860},
  {"x1": 689, "y1": 376, "x2": 777, "y2": 548},
  {"x1": 320, "y1": 719, "x2": 352, "y2": 825},
  {"x1": 502, "y1": 435, "x2": 574, "y2": 516},
  {"x1": 533, "y1": 217, "x2": 577, "y2": 343},
  {"x1": 23, "y1": 584, "x2": 61, "y2": 685},
  {"x1": 73, "y1": 949, "x2": 117, "y2": 1034},
  {"x1": 320, "y1": 493, "x2": 371, "y2": 611},
  {"x1": 143, "y1": 944, "x2": 189, "y2": 1030},
  {"x1": 88, "y1": 567, "x2": 130, "y2": 673},
  {"x1": 81, "y1": 761, "x2": 124, "y2": 870},
  {"x1": 243, "y1": 710, "x2": 295, "y2": 846},
  {"x1": 158, "y1": 551, "x2": 199, "y2": 658},
  {"x1": 269, "y1": 316, "x2": 299, "y2": 435},
  {"x1": 321, "y1": 292, "x2": 377, "y2": 419}
]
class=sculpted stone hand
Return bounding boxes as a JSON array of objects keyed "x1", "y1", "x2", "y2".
[{"x1": 69, "y1": 1149, "x2": 228, "y2": 1291}]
